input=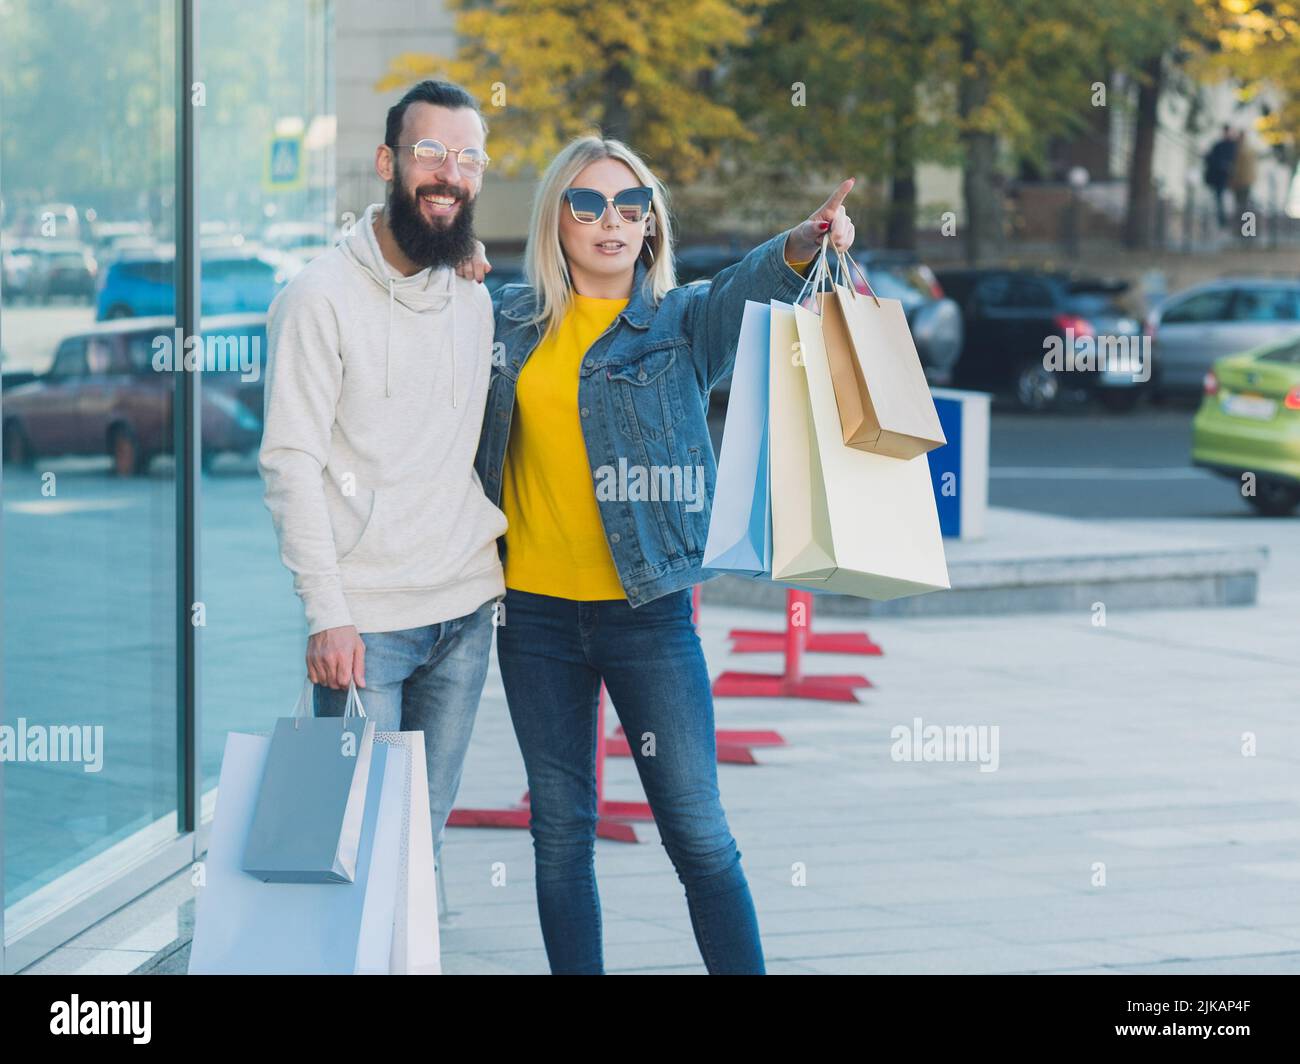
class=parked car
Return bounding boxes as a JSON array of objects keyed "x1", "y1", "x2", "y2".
[
  {"x1": 1, "y1": 345, "x2": 39, "y2": 392},
  {"x1": 674, "y1": 244, "x2": 963, "y2": 387},
  {"x1": 1191, "y1": 333, "x2": 1300, "y2": 515},
  {"x1": 1147, "y1": 279, "x2": 1300, "y2": 398},
  {"x1": 1, "y1": 314, "x2": 266, "y2": 476},
  {"x1": 2, "y1": 240, "x2": 96, "y2": 303},
  {"x1": 95, "y1": 248, "x2": 298, "y2": 320},
  {"x1": 31, "y1": 241, "x2": 98, "y2": 302},
  {"x1": 1, "y1": 241, "x2": 40, "y2": 302},
  {"x1": 937, "y1": 268, "x2": 1147, "y2": 411}
]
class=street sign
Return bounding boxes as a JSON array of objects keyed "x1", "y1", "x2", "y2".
[{"x1": 264, "y1": 134, "x2": 304, "y2": 192}]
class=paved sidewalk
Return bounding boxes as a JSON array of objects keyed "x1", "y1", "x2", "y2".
[
  {"x1": 439, "y1": 515, "x2": 1300, "y2": 974},
  {"x1": 21, "y1": 513, "x2": 1298, "y2": 975}
]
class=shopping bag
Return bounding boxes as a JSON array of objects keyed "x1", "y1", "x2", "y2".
[
  {"x1": 769, "y1": 248, "x2": 949, "y2": 599},
  {"x1": 375, "y1": 730, "x2": 441, "y2": 975},
  {"x1": 768, "y1": 298, "x2": 835, "y2": 581},
  {"x1": 703, "y1": 299, "x2": 772, "y2": 576},
  {"x1": 189, "y1": 732, "x2": 403, "y2": 974},
  {"x1": 822, "y1": 249, "x2": 946, "y2": 458},
  {"x1": 242, "y1": 679, "x2": 375, "y2": 884}
]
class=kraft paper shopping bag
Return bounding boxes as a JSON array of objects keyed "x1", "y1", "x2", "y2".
[{"x1": 822, "y1": 250, "x2": 946, "y2": 459}]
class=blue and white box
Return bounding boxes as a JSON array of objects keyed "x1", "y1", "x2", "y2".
[{"x1": 925, "y1": 388, "x2": 990, "y2": 540}]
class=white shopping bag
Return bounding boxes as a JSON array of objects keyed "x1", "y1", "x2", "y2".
[
  {"x1": 376, "y1": 730, "x2": 440, "y2": 975},
  {"x1": 189, "y1": 731, "x2": 403, "y2": 974}
]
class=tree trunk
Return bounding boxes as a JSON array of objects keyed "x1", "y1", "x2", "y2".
[
  {"x1": 958, "y1": 19, "x2": 997, "y2": 265},
  {"x1": 601, "y1": 61, "x2": 633, "y2": 143},
  {"x1": 886, "y1": 87, "x2": 918, "y2": 251},
  {"x1": 1124, "y1": 54, "x2": 1163, "y2": 249}
]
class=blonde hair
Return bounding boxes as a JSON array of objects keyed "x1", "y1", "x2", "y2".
[{"x1": 523, "y1": 136, "x2": 676, "y2": 339}]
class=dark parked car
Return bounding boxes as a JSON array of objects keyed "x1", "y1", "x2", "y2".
[
  {"x1": 95, "y1": 248, "x2": 297, "y2": 320},
  {"x1": 937, "y1": 268, "x2": 1148, "y2": 411},
  {"x1": 2, "y1": 314, "x2": 266, "y2": 476},
  {"x1": 674, "y1": 244, "x2": 963, "y2": 387}
]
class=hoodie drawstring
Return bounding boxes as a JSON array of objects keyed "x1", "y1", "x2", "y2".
[
  {"x1": 384, "y1": 268, "x2": 457, "y2": 406},
  {"x1": 385, "y1": 277, "x2": 394, "y2": 399}
]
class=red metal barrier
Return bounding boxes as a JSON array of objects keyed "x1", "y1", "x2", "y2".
[
  {"x1": 727, "y1": 591, "x2": 882, "y2": 655},
  {"x1": 711, "y1": 589, "x2": 872, "y2": 702},
  {"x1": 448, "y1": 684, "x2": 651, "y2": 843}
]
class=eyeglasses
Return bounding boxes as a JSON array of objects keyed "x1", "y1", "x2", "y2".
[
  {"x1": 563, "y1": 186, "x2": 654, "y2": 224},
  {"x1": 390, "y1": 139, "x2": 490, "y2": 177}
]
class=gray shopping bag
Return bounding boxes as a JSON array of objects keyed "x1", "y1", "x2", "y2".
[{"x1": 242, "y1": 679, "x2": 375, "y2": 884}]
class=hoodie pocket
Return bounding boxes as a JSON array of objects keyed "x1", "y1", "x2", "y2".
[{"x1": 337, "y1": 489, "x2": 383, "y2": 567}]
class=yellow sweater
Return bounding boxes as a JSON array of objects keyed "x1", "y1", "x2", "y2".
[
  {"x1": 501, "y1": 255, "x2": 814, "y2": 601},
  {"x1": 501, "y1": 293, "x2": 628, "y2": 599}
]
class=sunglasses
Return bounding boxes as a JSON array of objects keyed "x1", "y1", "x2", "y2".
[
  {"x1": 563, "y1": 186, "x2": 654, "y2": 224},
  {"x1": 390, "y1": 138, "x2": 490, "y2": 177}
]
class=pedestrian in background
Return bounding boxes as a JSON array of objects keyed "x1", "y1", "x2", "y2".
[
  {"x1": 1229, "y1": 129, "x2": 1257, "y2": 229},
  {"x1": 1203, "y1": 124, "x2": 1237, "y2": 228}
]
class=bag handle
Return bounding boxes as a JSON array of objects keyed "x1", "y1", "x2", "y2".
[
  {"x1": 291, "y1": 676, "x2": 368, "y2": 727},
  {"x1": 794, "y1": 234, "x2": 835, "y2": 313},
  {"x1": 834, "y1": 246, "x2": 880, "y2": 307}
]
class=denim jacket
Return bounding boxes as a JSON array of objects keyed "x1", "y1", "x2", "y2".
[{"x1": 473, "y1": 230, "x2": 808, "y2": 606}]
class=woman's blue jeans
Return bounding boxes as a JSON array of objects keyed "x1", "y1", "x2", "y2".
[{"x1": 496, "y1": 587, "x2": 765, "y2": 975}]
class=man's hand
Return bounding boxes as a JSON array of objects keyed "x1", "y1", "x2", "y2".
[
  {"x1": 307, "y1": 625, "x2": 366, "y2": 689},
  {"x1": 455, "y1": 239, "x2": 492, "y2": 284}
]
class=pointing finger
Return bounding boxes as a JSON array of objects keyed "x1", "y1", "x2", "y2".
[{"x1": 817, "y1": 178, "x2": 855, "y2": 218}]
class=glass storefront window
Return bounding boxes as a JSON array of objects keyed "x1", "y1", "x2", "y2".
[
  {"x1": 1, "y1": 0, "x2": 334, "y2": 969},
  {"x1": 1, "y1": 0, "x2": 180, "y2": 935},
  {"x1": 197, "y1": 0, "x2": 336, "y2": 800}
]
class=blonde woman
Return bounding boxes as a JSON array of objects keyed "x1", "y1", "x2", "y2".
[{"x1": 466, "y1": 136, "x2": 855, "y2": 974}]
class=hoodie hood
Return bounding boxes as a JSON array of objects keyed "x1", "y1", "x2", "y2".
[{"x1": 339, "y1": 202, "x2": 458, "y2": 401}]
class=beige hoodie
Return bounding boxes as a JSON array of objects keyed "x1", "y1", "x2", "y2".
[{"x1": 259, "y1": 203, "x2": 506, "y2": 635}]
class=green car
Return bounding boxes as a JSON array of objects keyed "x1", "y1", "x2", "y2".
[{"x1": 1192, "y1": 333, "x2": 1300, "y2": 515}]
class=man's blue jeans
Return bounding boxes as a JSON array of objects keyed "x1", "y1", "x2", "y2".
[
  {"x1": 496, "y1": 586, "x2": 765, "y2": 975},
  {"x1": 313, "y1": 598, "x2": 495, "y2": 867}
]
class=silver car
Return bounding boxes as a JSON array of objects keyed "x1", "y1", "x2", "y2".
[{"x1": 1149, "y1": 278, "x2": 1300, "y2": 395}]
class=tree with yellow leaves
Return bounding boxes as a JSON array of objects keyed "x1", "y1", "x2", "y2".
[
  {"x1": 378, "y1": 0, "x2": 769, "y2": 184},
  {"x1": 1193, "y1": 0, "x2": 1300, "y2": 152}
]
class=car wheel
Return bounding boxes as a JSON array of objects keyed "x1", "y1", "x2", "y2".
[
  {"x1": 3, "y1": 420, "x2": 34, "y2": 467},
  {"x1": 109, "y1": 424, "x2": 146, "y2": 477},
  {"x1": 1015, "y1": 358, "x2": 1061, "y2": 412},
  {"x1": 1246, "y1": 480, "x2": 1300, "y2": 517},
  {"x1": 1099, "y1": 390, "x2": 1142, "y2": 413},
  {"x1": 103, "y1": 303, "x2": 133, "y2": 320}
]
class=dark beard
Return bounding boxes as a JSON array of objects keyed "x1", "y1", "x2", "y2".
[{"x1": 386, "y1": 169, "x2": 477, "y2": 270}]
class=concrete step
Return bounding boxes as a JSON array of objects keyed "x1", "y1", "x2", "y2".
[{"x1": 701, "y1": 507, "x2": 1267, "y2": 617}]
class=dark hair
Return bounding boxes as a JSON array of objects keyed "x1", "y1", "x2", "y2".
[{"x1": 384, "y1": 80, "x2": 486, "y2": 147}]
